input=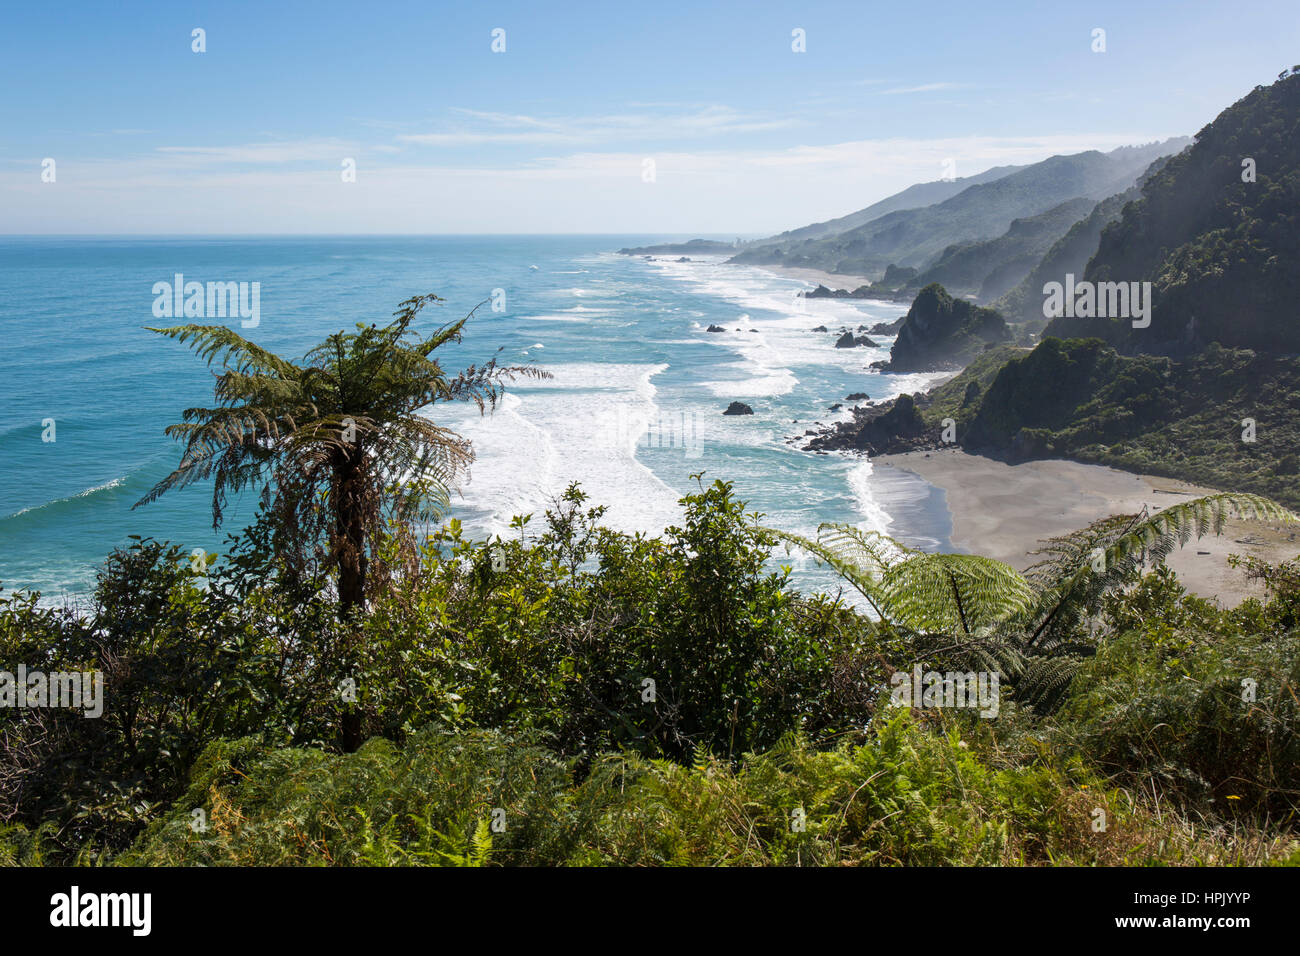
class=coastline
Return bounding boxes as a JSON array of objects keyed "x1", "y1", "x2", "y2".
[
  {"x1": 874, "y1": 448, "x2": 1300, "y2": 606},
  {"x1": 751, "y1": 263, "x2": 879, "y2": 293}
]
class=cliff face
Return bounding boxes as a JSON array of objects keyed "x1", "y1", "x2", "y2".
[{"x1": 886, "y1": 284, "x2": 1010, "y2": 371}]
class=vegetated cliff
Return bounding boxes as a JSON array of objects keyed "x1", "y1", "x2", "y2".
[
  {"x1": 883, "y1": 283, "x2": 1010, "y2": 371},
  {"x1": 1043, "y1": 70, "x2": 1300, "y2": 354}
]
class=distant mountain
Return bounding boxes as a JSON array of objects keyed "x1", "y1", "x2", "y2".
[
  {"x1": 899, "y1": 197, "x2": 1096, "y2": 303},
  {"x1": 992, "y1": 186, "x2": 1141, "y2": 328},
  {"x1": 617, "y1": 239, "x2": 739, "y2": 256},
  {"x1": 991, "y1": 149, "x2": 1180, "y2": 328},
  {"x1": 746, "y1": 165, "x2": 1023, "y2": 248},
  {"x1": 799, "y1": 73, "x2": 1300, "y2": 508},
  {"x1": 1043, "y1": 71, "x2": 1300, "y2": 354},
  {"x1": 730, "y1": 140, "x2": 1190, "y2": 278}
]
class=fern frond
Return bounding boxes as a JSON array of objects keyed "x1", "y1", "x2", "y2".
[
  {"x1": 1028, "y1": 493, "x2": 1298, "y2": 647},
  {"x1": 882, "y1": 553, "x2": 1035, "y2": 635},
  {"x1": 761, "y1": 525, "x2": 892, "y2": 618}
]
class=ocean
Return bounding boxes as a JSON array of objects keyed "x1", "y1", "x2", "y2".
[{"x1": 0, "y1": 235, "x2": 954, "y2": 604}]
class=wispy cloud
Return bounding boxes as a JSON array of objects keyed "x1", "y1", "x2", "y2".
[
  {"x1": 397, "y1": 105, "x2": 798, "y2": 147},
  {"x1": 2, "y1": 132, "x2": 1169, "y2": 233},
  {"x1": 880, "y1": 82, "x2": 965, "y2": 95},
  {"x1": 153, "y1": 139, "x2": 357, "y2": 165}
]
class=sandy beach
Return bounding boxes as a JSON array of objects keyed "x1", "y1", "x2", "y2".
[{"x1": 874, "y1": 449, "x2": 1300, "y2": 607}]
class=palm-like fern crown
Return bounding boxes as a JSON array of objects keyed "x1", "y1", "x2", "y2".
[{"x1": 136, "y1": 294, "x2": 547, "y2": 560}]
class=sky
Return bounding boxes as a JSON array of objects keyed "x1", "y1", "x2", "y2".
[{"x1": 1, "y1": 0, "x2": 1296, "y2": 235}]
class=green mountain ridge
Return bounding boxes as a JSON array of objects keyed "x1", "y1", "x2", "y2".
[
  {"x1": 927, "y1": 337, "x2": 1300, "y2": 509},
  {"x1": 1043, "y1": 71, "x2": 1300, "y2": 354},
  {"x1": 746, "y1": 164, "x2": 1024, "y2": 248}
]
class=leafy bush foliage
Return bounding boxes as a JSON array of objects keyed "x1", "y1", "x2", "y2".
[{"x1": 4, "y1": 481, "x2": 1299, "y2": 866}]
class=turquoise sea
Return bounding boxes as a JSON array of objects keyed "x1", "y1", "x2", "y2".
[{"x1": 0, "y1": 236, "x2": 954, "y2": 602}]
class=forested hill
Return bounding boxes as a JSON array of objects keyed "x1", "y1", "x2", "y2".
[{"x1": 1043, "y1": 69, "x2": 1300, "y2": 354}]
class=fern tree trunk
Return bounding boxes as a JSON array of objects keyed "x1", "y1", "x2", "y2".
[{"x1": 334, "y1": 451, "x2": 368, "y2": 753}]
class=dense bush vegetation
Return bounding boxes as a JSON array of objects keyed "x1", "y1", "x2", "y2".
[{"x1": 2, "y1": 478, "x2": 1298, "y2": 866}]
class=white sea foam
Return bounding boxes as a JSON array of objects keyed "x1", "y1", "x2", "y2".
[
  {"x1": 435, "y1": 362, "x2": 683, "y2": 540},
  {"x1": 846, "y1": 460, "x2": 892, "y2": 537}
]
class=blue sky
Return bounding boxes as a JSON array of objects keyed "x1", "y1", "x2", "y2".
[{"x1": 2, "y1": 0, "x2": 1296, "y2": 233}]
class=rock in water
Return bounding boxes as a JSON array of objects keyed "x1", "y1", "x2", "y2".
[
  {"x1": 835, "y1": 332, "x2": 877, "y2": 348},
  {"x1": 723, "y1": 402, "x2": 754, "y2": 416}
]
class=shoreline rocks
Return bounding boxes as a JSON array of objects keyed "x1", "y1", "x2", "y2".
[
  {"x1": 800, "y1": 393, "x2": 940, "y2": 455},
  {"x1": 835, "y1": 331, "x2": 877, "y2": 348}
]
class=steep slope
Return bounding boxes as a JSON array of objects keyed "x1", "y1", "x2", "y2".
[
  {"x1": 1043, "y1": 70, "x2": 1300, "y2": 353},
  {"x1": 993, "y1": 186, "x2": 1142, "y2": 328},
  {"x1": 731, "y1": 140, "x2": 1188, "y2": 278}
]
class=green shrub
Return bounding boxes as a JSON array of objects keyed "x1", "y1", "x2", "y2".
[{"x1": 1053, "y1": 614, "x2": 1300, "y2": 818}]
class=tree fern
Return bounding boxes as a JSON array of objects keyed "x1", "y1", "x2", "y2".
[
  {"x1": 768, "y1": 493, "x2": 1297, "y2": 712},
  {"x1": 763, "y1": 523, "x2": 1033, "y2": 635},
  {"x1": 138, "y1": 294, "x2": 549, "y2": 625}
]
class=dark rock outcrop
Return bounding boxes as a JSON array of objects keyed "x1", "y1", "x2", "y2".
[
  {"x1": 723, "y1": 402, "x2": 754, "y2": 416},
  {"x1": 883, "y1": 283, "x2": 1009, "y2": 371},
  {"x1": 806, "y1": 284, "x2": 876, "y2": 299},
  {"x1": 803, "y1": 393, "x2": 936, "y2": 455}
]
